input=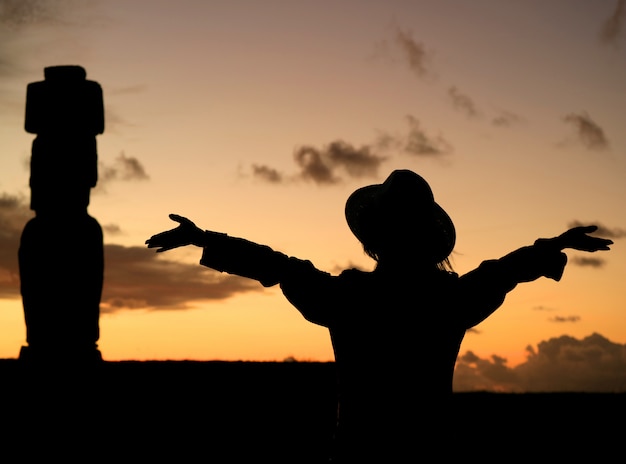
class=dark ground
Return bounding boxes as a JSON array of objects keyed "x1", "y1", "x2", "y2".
[{"x1": 0, "y1": 359, "x2": 623, "y2": 462}]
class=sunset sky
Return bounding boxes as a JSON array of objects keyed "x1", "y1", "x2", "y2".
[{"x1": 1, "y1": 0, "x2": 625, "y2": 391}]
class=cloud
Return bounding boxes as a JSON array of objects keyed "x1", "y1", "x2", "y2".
[
  {"x1": 0, "y1": 191, "x2": 263, "y2": 310},
  {"x1": 103, "y1": 85, "x2": 146, "y2": 134},
  {"x1": 518, "y1": 333, "x2": 626, "y2": 392},
  {"x1": 251, "y1": 140, "x2": 387, "y2": 186},
  {"x1": 394, "y1": 27, "x2": 431, "y2": 79},
  {"x1": 454, "y1": 333, "x2": 626, "y2": 392},
  {"x1": 101, "y1": 222, "x2": 122, "y2": 236},
  {"x1": 454, "y1": 351, "x2": 519, "y2": 392},
  {"x1": 491, "y1": 110, "x2": 524, "y2": 128},
  {"x1": 600, "y1": 0, "x2": 625, "y2": 46},
  {"x1": 107, "y1": 84, "x2": 147, "y2": 97},
  {"x1": 448, "y1": 86, "x2": 480, "y2": 118},
  {"x1": 446, "y1": 87, "x2": 526, "y2": 128},
  {"x1": 251, "y1": 165, "x2": 283, "y2": 184},
  {"x1": 533, "y1": 305, "x2": 556, "y2": 312},
  {"x1": 399, "y1": 115, "x2": 452, "y2": 156},
  {"x1": 570, "y1": 256, "x2": 606, "y2": 268},
  {"x1": 250, "y1": 115, "x2": 451, "y2": 184},
  {"x1": 567, "y1": 220, "x2": 626, "y2": 240},
  {"x1": 562, "y1": 112, "x2": 609, "y2": 150},
  {"x1": 95, "y1": 151, "x2": 150, "y2": 193},
  {"x1": 549, "y1": 315, "x2": 581, "y2": 323},
  {"x1": 293, "y1": 141, "x2": 387, "y2": 185},
  {"x1": 100, "y1": 244, "x2": 263, "y2": 312},
  {"x1": 103, "y1": 107, "x2": 138, "y2": 134},
  {"x1": 0, "y1": 192, "x2": 31, "y2": 298}
]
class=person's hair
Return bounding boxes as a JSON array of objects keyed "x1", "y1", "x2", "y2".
[
  {"x1": 362, "y1": 244, "x2": 455, "y2": 272},
  {"x1": 437, "y1": 257, "x2": 454, "y2": 272}
]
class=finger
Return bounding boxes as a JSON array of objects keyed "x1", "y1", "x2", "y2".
[
  {"x1": 168, "y1": 213, "x2": 185, "y2": 224},
  {"x1": 145, "y1": 232, "x2": 169, "y2": 243},
  {"x1": 169, "y1": 213, "x2": 194, "y2": 227},
  {"x1": 153, "y1": 243, "x2": 178, "y2": 252}
]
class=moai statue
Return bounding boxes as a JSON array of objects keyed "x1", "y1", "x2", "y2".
[{"x1": 18, "y1": 65, "x2": 105, "y2": 365}]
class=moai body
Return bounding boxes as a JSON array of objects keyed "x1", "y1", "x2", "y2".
[{"x1": 19, "y1": 65, "x2": 105, "y2": 364}]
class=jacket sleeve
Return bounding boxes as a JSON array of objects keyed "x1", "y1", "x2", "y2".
[
  {"x1": 197, "y1": 230, "x2": 338, "y2": 326},
  {"x1": 457, "y1": 239, "x2": 568, "y2": 329},
  {"x1": 198, "y1": 231, "x2": 292, "y2": 287}
]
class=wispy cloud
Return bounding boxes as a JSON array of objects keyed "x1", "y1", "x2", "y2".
[
  {"x1": 394, "y1": 27, "x2": 432, "y2": 79},
  {"x1": 107, "y1": 84, "x2": 147, "y2": 96},
  {"x1": 251, "y1": 165, "x2": 283, "y2": 184},
  {"x1": 568, "y1": 221, "x2": 626, "y2": 240},
  {"x1": 95, "y1": 151, "x2": 150, "y2": 193},
  {"x1": 103, "y1": 107, "x2": 138, "y2": 134},
  {"x1": 549, "y1": 315, "x2": 581, "y2": 323},
  {"x1": 376, "y1": 115, "x2": 451, "y2": 157},
  {"x1": 600, "y1": 0, "x2": 626, "y2": 47},
  {"x1": 532, "y1": 305, "x2": 556, "y2": 312},
  {"x1": 448, "y1": 86, "x2": 480, "y2": 118},
  {"x1": 104, "y1": 85, "x2": 146, "y2": 134},
  {"x1": 562, "y1": 112, "x2": 609, "y2": 150},
  {"x1": 101, "y1": 222, "x2": 122, "y2": 236},
  {"x1": 491, "y1": 110, "x2": 524, "y2": 128},
  {"x1": 570, "y1": 256, "x2": 607, "y2": 268},
  {"x1": 250, "y1": 114, "x2": 452, "y2": 184},
  {"x1": 399, "y1": 115, "x2": 452, "y2": 156},
  {"x1": 250, "y1": 141, "x2": 387, "y2": 186}
]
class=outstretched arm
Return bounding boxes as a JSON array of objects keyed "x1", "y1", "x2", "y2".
[
  {"x1": 458, "y1": 224, "x2": 612, "y2": 328},
  {"x1": 146, "y1": 213, "x2": 293, "y2": 287}
]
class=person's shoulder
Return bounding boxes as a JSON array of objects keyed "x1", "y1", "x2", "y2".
[
  {"x1": 444, "y1": 270, "x2": 459, "y2": 279},
  {"x1": 338, "y1": 267, "x2": 371, "y2": 280}
]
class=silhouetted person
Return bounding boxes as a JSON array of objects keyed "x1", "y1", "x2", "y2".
[
  {"x1": 145, "y1": 169, "x2": 612, "y2": 462},
  {"x1": 19, "y1": 65, "x2": 105, "y2": 364}
]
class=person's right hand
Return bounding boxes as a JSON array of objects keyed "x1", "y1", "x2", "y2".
[
  {"x1": 557, "y1": 225, "x2": 613, "y2": 252},
  {"x1": 145, "y1": 213, "x2": 205, "y2": 253}
]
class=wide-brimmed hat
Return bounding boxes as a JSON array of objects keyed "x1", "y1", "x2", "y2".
[{"x1": 345, "y1": 169, "x2": 455, "y2": 261}]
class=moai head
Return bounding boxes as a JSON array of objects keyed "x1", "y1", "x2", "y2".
[
  {"x1": 24, "y1": 65, "x2": 105, "y2": 214},
  {"x1": 25, "y1": 65, "x2": 104, "y2": 136}
]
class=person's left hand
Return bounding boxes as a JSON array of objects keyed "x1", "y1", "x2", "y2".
[
  {"x1": 557, "y1": 225, "x2": 613, "y2": 252},
  {"x1": 145, "y1": 214, "x2": 204, "y2": 253}
]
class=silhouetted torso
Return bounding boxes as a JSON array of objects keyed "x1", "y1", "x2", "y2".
[{"x1": 278, "y1": 258, "x2": 511, "y2": 461}]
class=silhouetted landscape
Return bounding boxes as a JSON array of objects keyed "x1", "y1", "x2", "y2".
[{"x1": 1, "y1": 359, "x2": 623, "y2": 462}]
